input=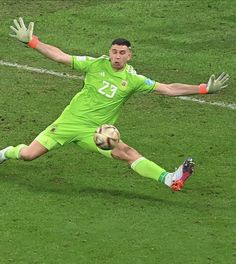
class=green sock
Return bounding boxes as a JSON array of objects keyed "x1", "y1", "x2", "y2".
[
  {"x1": 131, "y1": 157, "x2": 168, "y2": 181},
  {"x1": 5, "y1": 144, "x2": 27, "y2": 160}
]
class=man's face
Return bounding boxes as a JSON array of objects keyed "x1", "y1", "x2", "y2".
[{"x1": 109, "y1": 44, "x2": 132, "y2": 71}]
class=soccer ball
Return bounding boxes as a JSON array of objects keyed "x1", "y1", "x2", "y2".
[{"x1": 94, "y1": 124, "x2": 120, "y2": 150}]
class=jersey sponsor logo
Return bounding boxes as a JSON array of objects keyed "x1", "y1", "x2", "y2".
[
  {"x1": 100, "y1": 72, "x2": 105, "y2": 77},
  {"x1": 145, "y1": 78, "x2": 155, "y2": 86}
]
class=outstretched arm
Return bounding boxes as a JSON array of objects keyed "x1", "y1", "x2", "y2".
[
  {"x1": 10, "y1": 17, "x2": 72, "y2": 65},
  {"x1": 34, "y1": 42, "x2": 72, "y2": 65},
  {"x1": 155, "y1": 72, "x2": 229, "y2": 96},
  {"x1": 155, "y1": 83, "x2": 199, "y2": 96}
]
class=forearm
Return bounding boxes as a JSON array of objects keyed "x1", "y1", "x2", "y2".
[
  {"x1": 155, "y1": 83, "x2": 204, "y2": 96},
  {"x1": 166, "y1": 83, "x2": 199, "y2": 96},
  {"x1": 34, "y1": 41, "x2": 72, "y2": 65}
]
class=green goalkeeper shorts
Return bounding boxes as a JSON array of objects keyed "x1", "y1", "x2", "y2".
[{"x1": 35, "y1": 109, "x2": 112, "y2": 158}]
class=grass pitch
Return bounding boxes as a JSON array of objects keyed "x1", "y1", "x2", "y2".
[{"x1": 0, "y1": 1, "x2": 235, "y2": 263}]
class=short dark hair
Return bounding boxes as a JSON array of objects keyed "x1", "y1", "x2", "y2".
[{"x1": 111, "y1": 38, "x2": 131, "y2": 49}]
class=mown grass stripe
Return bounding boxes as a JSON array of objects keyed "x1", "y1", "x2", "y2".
[{"x1": 1, "y1": 60, "x2": 235, "y2": 110}]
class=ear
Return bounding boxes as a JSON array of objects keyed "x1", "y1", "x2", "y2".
[{"x1": 127, "y1": 50, "x2": 132, "y2": 61}]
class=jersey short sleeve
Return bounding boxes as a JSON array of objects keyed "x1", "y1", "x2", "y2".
[
  {"x1": 133, "y1": 74, "x2": 156, "y2": 93},
  {"x1": 72, "y1": 56, "x2": 96, "y2": 72}
]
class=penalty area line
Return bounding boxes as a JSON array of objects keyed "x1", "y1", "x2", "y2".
[{"x1": 1, "y1": 59, "x2": 235, "y2": 110}]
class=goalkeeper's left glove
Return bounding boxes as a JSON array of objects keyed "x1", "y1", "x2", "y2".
[
  {"x1": 206, "y1": 72, "x2": 229, "y2": 93},
  {"x1": 10, "y1": 17, "x2": 34, "y2": 43}
]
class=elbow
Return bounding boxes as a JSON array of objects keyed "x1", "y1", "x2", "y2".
[{"x1": 56, "y1": 54, "x2": 72, "y2": 65}]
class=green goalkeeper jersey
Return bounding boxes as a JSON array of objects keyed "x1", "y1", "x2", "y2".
[{"x1": 65, "y1": 55, "x2": 156, "y2": 126}]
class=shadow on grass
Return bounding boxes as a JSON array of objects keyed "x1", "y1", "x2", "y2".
[
  {"x1": 0, "y1": 169, "x2": 223, "y2": 212},
  {"x1": 0, "y1": 164, "x2": 180, "y2": 206},
  {"x1": 78, "y1": 186, "x2": 170, "y2": 204}
]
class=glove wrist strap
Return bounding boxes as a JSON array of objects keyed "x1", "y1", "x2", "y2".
[
  {"x1": 199, "y1": 83, "x2": 208, "y2": 94},
  {"x1": 28, "y1": 35, "x2": 40, "y2": 49}
]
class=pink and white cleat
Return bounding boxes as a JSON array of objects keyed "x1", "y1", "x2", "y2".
[{"x1": 170, "y1": 157, "x2": 195, "y2": 191}]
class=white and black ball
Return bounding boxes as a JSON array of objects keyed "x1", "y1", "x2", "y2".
[{"x1": 94, "y1": 124, "x2": 120, "y2": 150}]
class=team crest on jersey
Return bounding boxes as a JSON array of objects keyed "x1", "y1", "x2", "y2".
[{"x1": 121, "y1": 80, "x2": 128, "y2": 87}]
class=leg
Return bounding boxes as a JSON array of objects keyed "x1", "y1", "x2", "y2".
[
  {"x1": 76, "y1": 133, "x2": 195, "y2": 191},
  {"x1": 112, "y1": 142, "x2": 195, "y2": 191},
  {"x1": 1, "y1": 129, "x2": 61, "y2": 163},
  {"x1": 111, "y1": 141, "x2": 142, "y2": 164},
  {"x1": 111, "y1": 141, "x2": 167, "y2": 181},
  {"x1": 1, "y1": 140, "x2": 48, "y2": 162},
  {"x1": 75, "y1": 136, "x2": 165, "y2": 181},
  {"x1": 1, "y1": 109, "x2": 82, "y2": 164},
  {"x1": 19, "y1": 140, "x2": 48, "y2": 161}
]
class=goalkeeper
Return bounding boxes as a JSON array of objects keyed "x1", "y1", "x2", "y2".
[{"x1": 0, "y1": 18, "x2": 229, "y2": 191}]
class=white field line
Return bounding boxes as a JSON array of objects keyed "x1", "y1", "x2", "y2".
[
  {"x1": 1, "y1": 60, "x2": 235, "y2": 110},
  {"x1": 179, "y1": 96, "x2": 236, "y2": 110},
  {"x1": 0, "y1": 60, "x2": 83, "y2": 80}
]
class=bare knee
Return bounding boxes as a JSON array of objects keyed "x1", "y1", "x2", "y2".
[
  {"x1": 112, "y1": 142, "x2": 142, "y2": 164},
  {"x1": 20, "y1": 148, "x2": 38, "y2": 161},
  {"x1": 19, "y1": 141, "x2": 48, "y2": 161}
]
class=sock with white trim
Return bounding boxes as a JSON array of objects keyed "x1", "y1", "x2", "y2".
[
  {"x1": 131, "y1": 157, "x2": 168, "y2": 181},
  {"x1": 5, "y1": 144, "x2": 27, "y2": 159}
]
